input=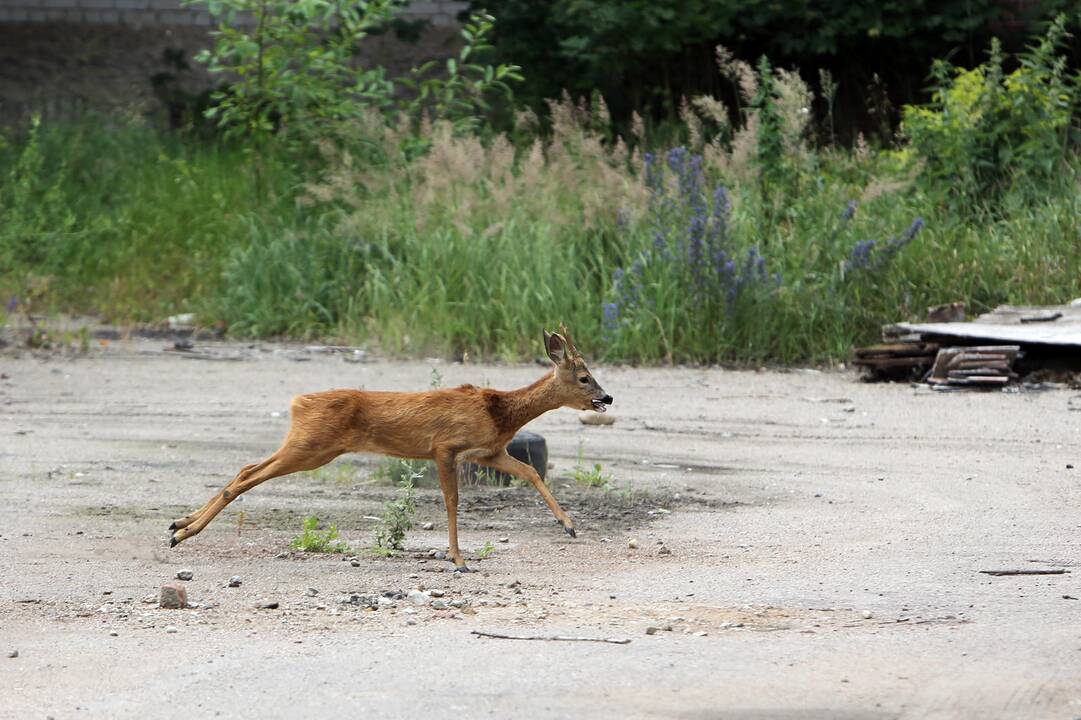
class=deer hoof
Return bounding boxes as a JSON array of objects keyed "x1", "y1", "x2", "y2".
[
  {"x1": 453, "y1": 564, "x2": 474, "y2": 574},
  {"x1": 169, "y1": 535, "x2": 179, "y2": 548},
  {"x1": 168, "y1": 521, "x2": 178, "y2": 531},
  {"x1": 564, "y1": 525, "x2": 577, "y2": 539}
]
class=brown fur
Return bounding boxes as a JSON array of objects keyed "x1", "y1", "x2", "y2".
[{"x1": 168, "y1": 327, "x2": 612, "y2": 571}]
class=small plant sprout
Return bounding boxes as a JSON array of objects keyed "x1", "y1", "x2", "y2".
[
  {"x1": 478, "y1": 541, "x2": 495, "y2": 560},
  {"x1": 291, "y1": 516, "x2": 352, "y2": 554},
  {"x1": 570, "y1": 437, "x2": 613, "y2": 489}
]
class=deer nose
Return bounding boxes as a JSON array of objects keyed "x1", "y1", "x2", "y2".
[{"x1": 601, "y1": 394, "x2": 613, "y2": 405}]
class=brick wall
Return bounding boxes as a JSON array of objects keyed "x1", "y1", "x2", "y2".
[{"x1": 0, "y1": 0, "x2": 467, "y2": 27}]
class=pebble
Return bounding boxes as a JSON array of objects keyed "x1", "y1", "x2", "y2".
[
  {"x1": 176, "y1": 569, "x2": 194, "y2": 581},
  {"x1": 256, "y1": 601, "x2": 279, "y2": 610},
  {"x1": 228, "y1": 576, "x2": 242, "y2": 588},
  {"x1": 460, "y1": 606, "x2": 477, "y2": 615},
  {"x1": 405, "y1": 619, "x2": 417, "y2": 626},
  {"x1": 658, "y1": 545, "x2": 672, "y2": 556},
  {"x1": 164, "y1": 626, "x2": 178, "y2": 634},
  {"x1": 579, "y1": 411, "x2": 616, "y2": 426},
  {"x1": 499, "y1": 537, "x2": 509, "y2": 543},
  {"x1": 450, "y1": 599, "x2": 465, "y2": 608},
  {"x1": 431, "y1": 599, "x2": 449, "y2": 610},
  {"x1": 645, "y1": 626, "x2": 659, "y2": 635},
  {"x1": 422, "y1": 522, "x2": 434, "y2": 531},
  {"x1": 628, "y1": 538, "x2": 638, "y2": 549},
  {"x1": 159, "y1": 583, "x2": 188, "y2": 609},
  {"x1": 109, "y1": 631, "x2": 118, "y2": 637},
  {"x1": 861, "y1": 610, "x2": 873, "y2": 619},
  {"x1": 305, "y1": 587, "x2": 319, "y2": 597},
  {"x1": 7, "y1": 650, "x2": 17, "y2": 658},
  {"x1": 350, "y1": 559, "x2": 361, "y2": 567},
  {"x1": 429, "y1": 589, "x2": 445, "y2": 598}
]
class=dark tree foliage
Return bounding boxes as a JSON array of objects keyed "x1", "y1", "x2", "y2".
[{"x1": 465, "y1": 0, "x2": 1078, "y2": 140}]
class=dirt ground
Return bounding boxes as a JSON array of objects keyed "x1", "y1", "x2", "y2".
[{"x1": 1, "y1": 333, "x2": 1079, "y2": 719}]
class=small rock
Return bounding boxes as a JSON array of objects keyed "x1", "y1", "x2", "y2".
[
  {"x1": 350, "y1": 559, "x2": 361, "y2": 567},
  {"x1": 109, "y1": 631, "x2": 118, "y2": 637},
  {"x1": 498, "y1": 537, "x2": 509, "y2": 543},
  {"x1": 434, "y1": 551, "x2": 446, "y2": 561},
  {"x1": 405, "y1": 619, "x2": 417, "y2": 626},
  {"x1": 141, "y1": 594, "x2": 157, "y2": 604},
  {"x1": 305, "y1": 587, "x2": 319, "y2": 597},
  {"x1": 430, "y1": 589, "x2": 445, "y2": 598},
  {"x1": 658, "y1": 545, "x2": 672, "y2": 556},
  {"x1": 422, "y1": 522, "x2": 434, "y2": 531},
  {"x1": 645, "y1": 626, "x2": 659, "y2": 635},
  {"x1": 507, "y1": 579, "x2": 521, "y2": 589},
  {"x1": 461, "y1": 606, "x2": 477, "y2": 615},
  {"x1": 176, "y1": 569, "x2": 194, "y2": 581},
  {"x1": 628, "y1": 538, "x2": 638, "y2": 549},
  {"x1": 164, "y1": 626, "x2": 178, "y2": 634},
  {"x1": 159, "y1": 583, "x2": 188, "y2": 609},
  {"x1": 861, "y1": 610, "x2": 873, "y2": 619},
  {"x1": 228, "y1": 576, "x2": 242, "y2": 588},
  {"x1": 432, "y1": 599, "x2": 449, "y2": 610},
  {"x1": 695, "y1": 631, "x2": 708, "y2": 637},
  {"x1": 7, "y1": 650, "x2": 17, "y2": 658},
  {"x1": 450, "y1": 599, "x2": 466, "y2": 608},
  {"x1": 579, "y1": 411, "x2": 616, "y2": 426},
  {"x1": 274, "y1": 551, "x2": 289, "y2": 559},
  {"x1": 256, "y1": 601, "x2": 279, "y2": 610}
]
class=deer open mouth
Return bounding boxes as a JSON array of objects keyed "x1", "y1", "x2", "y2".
[{"x1": 591, "y1": 399, "x2": 609, "y2": 413}]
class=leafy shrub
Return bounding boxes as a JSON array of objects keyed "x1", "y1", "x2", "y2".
[
  {"x1": 902, "y1": 15, "x2": 1079, "y2": 208},
  {"x1": 185, "y1": 0, "x2": 521, "y2": 141}
]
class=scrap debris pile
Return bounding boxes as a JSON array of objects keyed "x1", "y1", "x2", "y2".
[{"x1": 855, "y1": 303, "x2": 1081, "y2": 389}]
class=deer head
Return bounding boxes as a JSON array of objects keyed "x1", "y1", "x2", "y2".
[{"x1": 543, "y1": 324, "x2": 613, "y2": 412}]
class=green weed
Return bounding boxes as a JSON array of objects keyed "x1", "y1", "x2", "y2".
[
  {"x1": 372, "y1": 462, "x2": 420, "y2": 552},
  {"x1": 290, "y1": 516, "x2": 352, "y2": 553},
  {"x1": 570, "y1": 439, "x2": 613, "y2": 489},
  {"x1": 477, "y1": 541, "x2": 495, "y2": 560}
]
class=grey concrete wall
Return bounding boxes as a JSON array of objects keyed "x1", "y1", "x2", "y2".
[
  {"x1": 0, "y1": 1, "x2": 470, "y2": 126},
  {"x1": 0, "y1": 1, "x2": 466, "y2": 27}
]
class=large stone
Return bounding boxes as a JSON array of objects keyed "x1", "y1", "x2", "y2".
[{"x1": 159, "y1": 583, "x2": 187, "y2": 609}]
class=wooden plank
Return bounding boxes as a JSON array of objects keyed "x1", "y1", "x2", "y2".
[
  {"x1": 853, "y1": 356, "x2": 934, "y2": 369},
  {"x1": 854, "y1": 343, "x2": 938, "y2": 358}
]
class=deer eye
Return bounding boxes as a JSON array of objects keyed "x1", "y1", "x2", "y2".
[{"x1": 579, "y1": 376, "x2": 589, "y2": 384}]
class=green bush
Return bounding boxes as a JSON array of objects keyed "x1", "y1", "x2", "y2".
[{"x1": 902, "y1": 16, "x2": 1079, "y2": 208}]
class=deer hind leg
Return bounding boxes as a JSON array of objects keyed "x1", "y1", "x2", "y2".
[
  {"x1": 476, "y1": 451, "x2": 576, "y2": 538},
  {"x1": 169, "y1": 445, "x2": 342, "y2": 547},
  {"x1": 434, "y1": 450, "x2": 470, "y2": 572}
]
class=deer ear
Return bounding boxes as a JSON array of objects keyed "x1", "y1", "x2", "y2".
[{"x1": 544, "y1": 330, "x2": 568, "y2": 365}]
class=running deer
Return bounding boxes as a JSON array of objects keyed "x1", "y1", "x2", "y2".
[{"x1": 168, "y1": 325, "x2": 613, "y2": 572}]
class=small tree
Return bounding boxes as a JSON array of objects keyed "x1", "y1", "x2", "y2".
[{"x1": 185, "y1": 0, "x2": 522, "y2": 140}]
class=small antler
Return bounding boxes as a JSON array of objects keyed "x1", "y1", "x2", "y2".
[{"x1": 558, "y1": 323, "x2": 581, "y2": 359}]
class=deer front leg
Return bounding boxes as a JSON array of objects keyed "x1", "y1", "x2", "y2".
[
  {"x1": 477, "y1": 451, "x2": 576, "y2": 538},
  {"x1": 434, "y1": 450, "x2": 471, "y2": 572}
]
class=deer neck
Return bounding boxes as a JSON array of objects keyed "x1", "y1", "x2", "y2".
[{"x1": 502, "y1": 370, "x2": 564, "y2": 431}]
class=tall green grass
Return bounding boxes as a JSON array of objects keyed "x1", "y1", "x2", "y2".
[{"x1": 0, "y1": 94, "x2": 1076, "y2": 365}]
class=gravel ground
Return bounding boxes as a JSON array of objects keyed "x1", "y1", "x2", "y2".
[{"x1": 1, "y1": 335, "x2": 1079, "y2": 719}]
